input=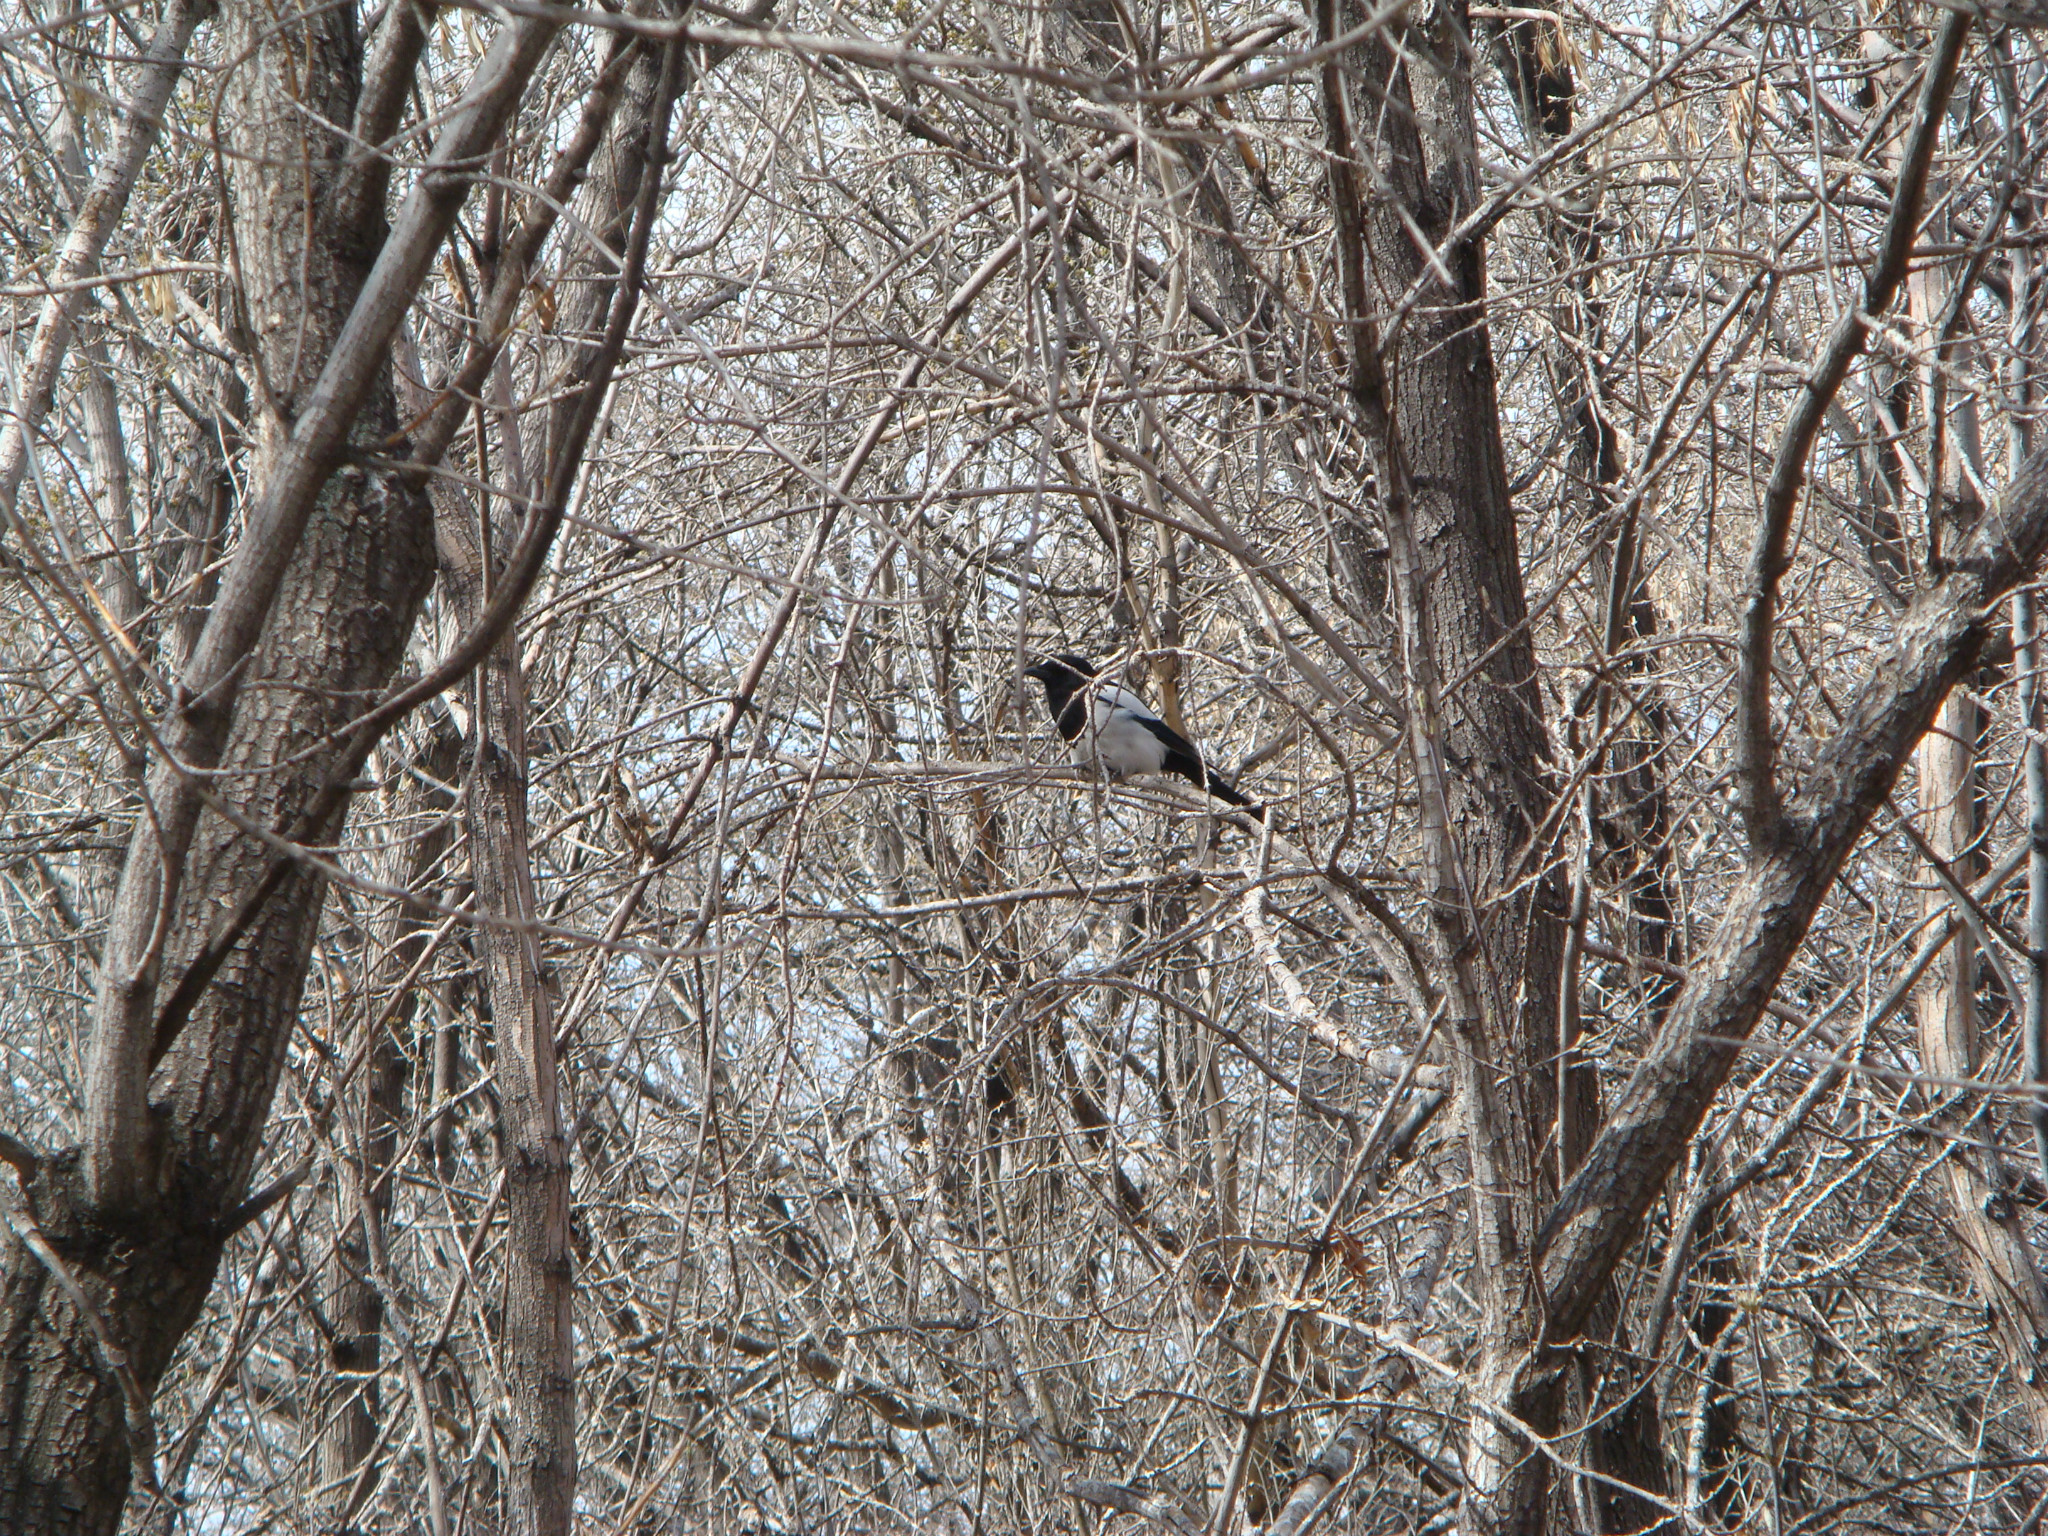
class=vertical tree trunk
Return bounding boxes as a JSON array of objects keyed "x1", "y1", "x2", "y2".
[
  {"x1": 425, "y1": 24, "x2": 680, "y2": 1528},
  {"x1": 1321, "y1": 0, "x2": 1572, "y2": 1523},
  {"x1": 318, "y1": 723, "x2": 462, "y2": 1531},
  {"x1": 0, "y1": 0, "x2": 581, "y2": 1522},
  {"x1": 0, "y1": 0, "x2": 438, "y2": 1525},
  {"x1": 1914, "y1": 695, "x2": 2048, "y2": 1442},
  {"x1": 1493, "y1": 13, "x2": 1684, "y2": 1524},
  {"x1": 1903, "y1": 103, "x2": 2048, "y2": 1441},
  {"x1": 459, "y1": 573, "x2": 577, "y2": 1536}
]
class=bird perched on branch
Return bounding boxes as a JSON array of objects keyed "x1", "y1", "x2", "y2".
[{"x1": 1024, "y1": 653, "x2": 1260, "y2": 817}]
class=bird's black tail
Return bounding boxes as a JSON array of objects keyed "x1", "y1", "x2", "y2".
[
  {"x1": 1167, "y1": 749, "x2": 1261, "y2": 818},
  {"x1": 1205, "y1": 772, "x2": 1263, "y2": 819}
]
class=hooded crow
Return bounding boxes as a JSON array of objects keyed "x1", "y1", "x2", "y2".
[{"x1": 1023, "y1": 654, "x2": 1259, "y2": 816}]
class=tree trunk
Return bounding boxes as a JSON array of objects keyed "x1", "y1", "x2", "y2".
[
  {"x1": 425, "y1": 26, "x2": 679, "y2": 1529},
  {"x1": 458, "y1": 560, "x2": 577, "y2": 1536},
  {"x1": 1914, "y1": 694, "x2": 2048, "y2": 1442},
  {"x1": 318, "y1": 721, "x2": 462, "y2": 1531},
  {"x1": 1321, "y1": 0, "x2": 1575, "y2": 1522},
  {"x1": 0, "y1": 0, "x2": 564, "y2": 1523}
]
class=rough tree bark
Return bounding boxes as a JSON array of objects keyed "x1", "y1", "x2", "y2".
[
  {"x1": 1493, "y1": 9, "x2": 1685, "y2": 1524},
  {"x1": 448, "y1": 507, "x2": 579, "y2": 1536},
  {"x1": 1319, "y1": 0, "x2": 1575, "y2": 1522},
  {"x1": 0, "y1": 0, "x2": 437, "y2": 1524},
  {"x1": 0, "y1": 0, "x2": 574, "y2": 1527},
  {"x1": 420, "y1": 24, "x2": 681, "y2": 1530}
]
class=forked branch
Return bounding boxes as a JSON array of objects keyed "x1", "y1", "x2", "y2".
[
  {"x1": 1735, "y1": 9, "x2": 1971, "y2": 845},
  {"x1": 1542, "y1": 444, "x2": 2048, "y2": 1336}
]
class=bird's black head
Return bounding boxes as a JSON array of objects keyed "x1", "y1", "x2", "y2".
[
  {"x1": 1024, "y1": 653, "x2": 1097, "y2": 682},
  {"x1": 1023, "y1": 653, "x2": 1097, "y2": 715}
]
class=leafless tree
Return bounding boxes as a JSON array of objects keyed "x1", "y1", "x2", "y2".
[{"x1": 3, "y1": 0, "x2": 2048, "y2": 1531}]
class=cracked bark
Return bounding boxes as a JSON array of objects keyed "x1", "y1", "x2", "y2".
[
  {"x1": 419, "y1": 23, "x2": 681, "y2": 1530},
  {"x1": 1318, "y1": 0, "x2": 1573, "y2": 1523},
  {"x1": 0, "y1": 0, "x2": 576, "y2": 1526},
  {"x1": 1492, "y1": 8, "x2": 1682, "y2": 1523}
]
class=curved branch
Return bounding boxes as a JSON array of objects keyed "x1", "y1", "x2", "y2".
[{"x1": 1735, "y1": 9, "x2": 1971, "y2": 845}]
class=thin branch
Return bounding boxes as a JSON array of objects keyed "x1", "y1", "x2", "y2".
[
  {"x1": 0, "y1": 0, "x2": 214, "y2": 521},
  {"x1": 209, "y1": 1155, "x2": 311, "y2": 1239}
]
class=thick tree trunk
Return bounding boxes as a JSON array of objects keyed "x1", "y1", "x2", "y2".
[
  {"x1": 0, "y1": 0, "x2": 565, "y2": 1523},
  {"x1": 1321, "y1": 0, "x2": 1572, "y2": 1523},
  {"x1": 0, "y1": 382, "x2": 435, "y2": 1536},
  {"x1": 1900, "y1": 119, "x2": 2048, "y2": 1443}
]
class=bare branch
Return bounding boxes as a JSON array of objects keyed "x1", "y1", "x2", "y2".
[
  {"x1": 0, "y1": 0, "x2": 213, "y2": 522},
  {"x1": 1542, "y1": 446, "x2": 2048, "y2": 1336},
  {"x1": 1736, "y1": 9, "x2": 1971, "y2": 845}
]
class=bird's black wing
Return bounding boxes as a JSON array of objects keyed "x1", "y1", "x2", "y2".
[
  {"x1": 1128, "y1": 712, "x2": 1205, "y2": 780},
  {"x1": 1130, "y1": 713, "x2": 1258, "y2": 812}
]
